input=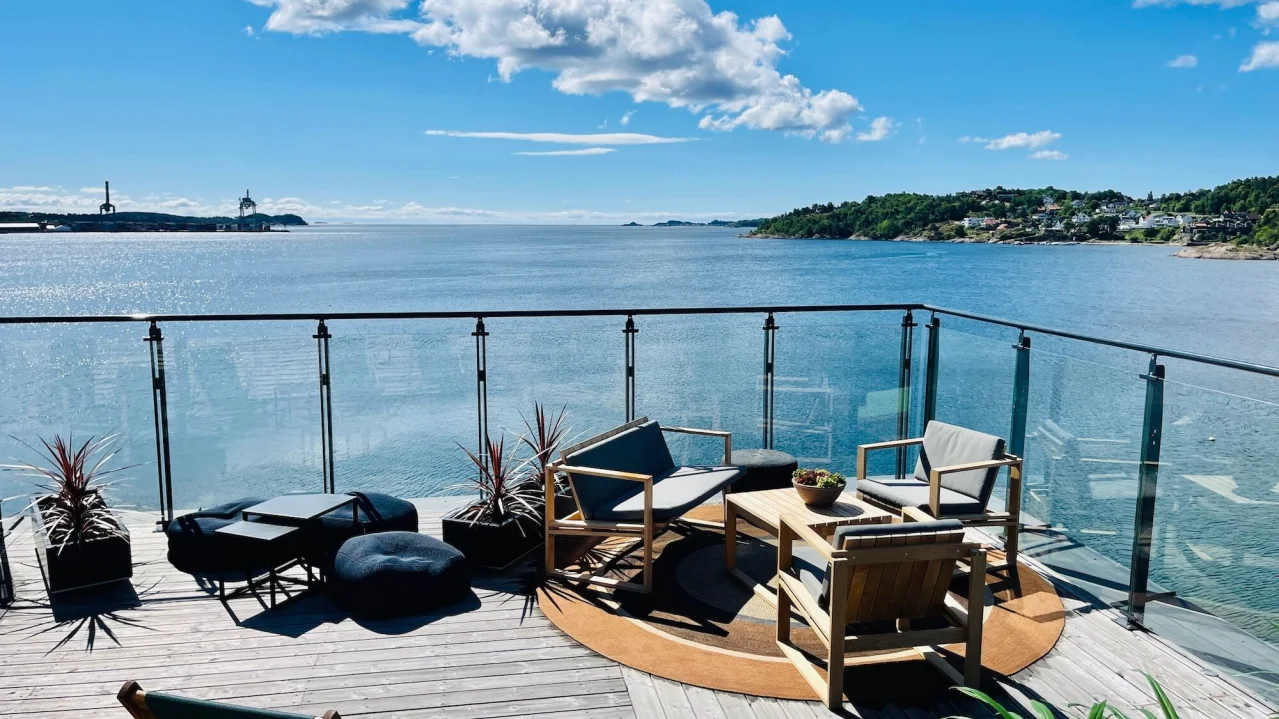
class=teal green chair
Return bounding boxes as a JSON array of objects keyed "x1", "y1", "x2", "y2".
[{"x1": 118, "y1": 681, "x2": 339, "y2": 719}]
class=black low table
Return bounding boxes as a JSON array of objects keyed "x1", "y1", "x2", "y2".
[
  {"x1": 214, "y1": 520, "x2": 312, "y2": 609},
  {"x1": 243, "y1": 493, "x2": 358, "y2": 525}
]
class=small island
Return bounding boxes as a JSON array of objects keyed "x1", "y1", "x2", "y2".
[
  {"x1": 749, "y1": 176, "x2": 1279, "y2": 259},
  {"x1": 624, "y1": 219, "x2": 765, "y2": 228}
]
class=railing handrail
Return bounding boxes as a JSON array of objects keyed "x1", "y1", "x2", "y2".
[{"x1": 0, "y1": 302, "x2": 1276, "y2": 379}]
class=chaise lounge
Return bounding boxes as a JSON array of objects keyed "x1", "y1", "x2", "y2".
[
  {"x1": 118, "y1": 680, "x2": 339, "y2": 718},
  {"x1": 544, "y1": 417, "x2": 743, "y2": 593}
]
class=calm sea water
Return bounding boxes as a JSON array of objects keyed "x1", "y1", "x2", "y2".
[{"x1": 2, "y1": 225, "x2": 1279, "y2": 633}]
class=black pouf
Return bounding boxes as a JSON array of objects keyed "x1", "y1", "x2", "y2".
[
  {"x1": 330, "y1": 532, "x2": 469, "y2": 617},
  {"x1": 165, "y1": 497, "x2": 270, "y2": 580},
  {"x1": 729, "y1": 449, "x2": 799, "y2": 493},
  {"x1": 309, "y1": 492, "x2": 419, "y2": 571}
]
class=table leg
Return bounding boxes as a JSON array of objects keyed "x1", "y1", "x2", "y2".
[{"x1": 724, "y1": 501, "x2": 737, "y2": 570}]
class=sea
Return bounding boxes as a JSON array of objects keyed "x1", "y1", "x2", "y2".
[{"x1": 2, "y1": 225, "x2": 1278, "y2": 636}]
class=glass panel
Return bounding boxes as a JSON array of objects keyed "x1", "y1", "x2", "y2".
[
  {"x1": 636, "y1": 314, "x2": 757, "y2": 466},
  {"x1": 0, "y1": 324, "x2": 157, "y2": 513},
  {"x1": 162, "y1": 322, "x2": 322, "y2": 510},
  {"x1": 329, "y1": 319, "x2": 476, "y2": 498},
  {"x1": 1151, "y1": 375, "x2": 1279, "y2": 696},
  {"x1": 773, "y1": 311, "x2": 905, "y2": 477},
  {"x1": 485, "y1": 316, "x2": 619, "y2": 466},
  {"x1": 1019, "y1": 348, "x2": 1147, "y2": 603},
  {"x1": 934, "y1": 325, "x2": 1017, "y2": 439}
]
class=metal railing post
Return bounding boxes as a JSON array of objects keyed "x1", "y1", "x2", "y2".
[
  {"x1": 1124, "y1": 356, "x2": 1165, "y2": 629},
  {"x1": 762, "y1": 313, "x2": 778, "y2": 449},
  {"x1": 473, "y1": 318, "x2": 490, "y2": 466},
  {"x1": 0, "y1": 503, "x2": 12, "y2": 606},
  {"x1": 624, "y1": 315, "x2": 638, "y2": 422},
  {"x1": 896, "y1": 309, "x2": 916, "y2": 477},
  {"x1": 1009, "y1": 332, "x2": 1031, "y2": 459},
  {"x1": 145, "y1": 321, "x2": 175, "y2": 526},
  {"x1": 314, "y1": 320, "x2": 336, "y2": 494},
  {"x1": 922, "y1": 314, "x2": 941, "y2": 428}
]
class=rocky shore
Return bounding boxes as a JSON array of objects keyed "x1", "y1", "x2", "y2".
[{"x1": 1173, "y1": 243, "x2": 1279, "y2": 260}]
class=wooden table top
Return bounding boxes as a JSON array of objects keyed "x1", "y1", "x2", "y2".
[{"x1": 726, "y1": 487, "x2": 893, "y2": 532}]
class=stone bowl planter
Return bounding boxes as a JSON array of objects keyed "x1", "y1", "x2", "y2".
[{"x1": 792, "y1": 480, "x2": 845, "y2": 508}]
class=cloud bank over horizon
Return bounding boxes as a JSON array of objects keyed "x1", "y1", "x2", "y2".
[{"x1": 247, "y1": 0, "x2": 863, "y2": 142}]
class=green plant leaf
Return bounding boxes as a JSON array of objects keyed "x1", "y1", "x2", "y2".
[
  {"x1": 1028, "y1": 701, "x2": 1055, "y2": 719},
  {"x1": 951, "y1": 686, "x2": 1023, "y2": 719},
  {"x1": 1087, "y1": 701, "x2": 1110, "y2": 719},
  {"x1": 1143, "y1": 675, "x2": 1179, "y2": 719}
]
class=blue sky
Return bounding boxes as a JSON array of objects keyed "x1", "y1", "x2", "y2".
[{"x1": 2, "y1": 0, "x2": 1277, "y2": 223}]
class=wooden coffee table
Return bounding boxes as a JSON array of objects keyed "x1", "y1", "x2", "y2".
[{"x1": 723, "y1": 487, "x2": 894, "y2": 599}]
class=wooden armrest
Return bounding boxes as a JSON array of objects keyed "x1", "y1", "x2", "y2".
[
  {"x1": 662, "y1": 426, "x2": 729, "y2": 437},
  {"x1": 856, "y1": 437, "x2": 923, "y2": 479},
  {"x1": 661, "y1": 426, "x2": 733, "y2": 464},
  {"x1": 925, "y1": 455, "x2": 1022, "y2": 517},
  {"x1": 778, "y1": 513, "x2": 838, "y2": 563},
  {"x1": 558, "y1": 465, "x2": 652, "y2": 482},
  {"x1": 900, "y1": 506, "x2": 934, "y2": 523}
]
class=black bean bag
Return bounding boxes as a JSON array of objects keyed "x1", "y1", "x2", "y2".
[
  {"x1": 307, "y1": 492, "x2": 419, "y2": 571},
  {"x1": 329, "y1": 532, "x2": 469, "y2": 617},
  {"x1": 165, "y1": 497, "x2": 269, "y2": 581}
]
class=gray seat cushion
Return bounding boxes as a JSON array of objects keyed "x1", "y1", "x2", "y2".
[
  {"x1": 564, "y1": 420, "x2": 676, "y2": 520},
  {"x1": 729, "y1": 448, "x2": 798, "y2": 493},
  {"x1": 594, "y1": 465, "x2": 743, "y2": 522},
  {"x1": 914, "y1": 420, "x2": 1006, "y2": 506},
  {"x1": 858, "y1": 476, "x2": 985, "y2": 516}
]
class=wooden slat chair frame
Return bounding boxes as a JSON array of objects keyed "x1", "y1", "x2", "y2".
[
  {"x1": 775, "y1": 510, "x2": 986, "y2": 710},
  {"x1": 856, "y1": 437, "x2": 1024, "y2": 571},
  {"x1": 117, "y1": 681, "x2": 340, "y2": 719},
  {"x1": 544, "y1": 417, "x2": 732, "y2": 594}
]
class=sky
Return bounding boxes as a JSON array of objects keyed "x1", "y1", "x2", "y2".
[{"x1": 1, "y1": 0, "x2": 1277, "y2": 224}]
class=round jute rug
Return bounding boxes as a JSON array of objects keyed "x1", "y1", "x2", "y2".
[{"x1": 537, "y1": 508, "x2": 1064, "y2": 703}]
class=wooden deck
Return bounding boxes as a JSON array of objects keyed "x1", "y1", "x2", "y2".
[{"x1": 0, "y1": 498, "x2": 1271, "y2": 719}]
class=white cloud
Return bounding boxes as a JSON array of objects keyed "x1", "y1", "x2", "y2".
[
  {"x1": 1166, "y1": 54, "x2": 1199, "y2": 67},
  {"x1": 244, "y1": 25, "x2": 256, "y2": 36},
  {"x1": 619, "y1": 110, "x2": 635, "y2": 126},
  {"x1": 1240, "y1": 40, "x2": 1279, "y2": 68},
  {"x1": 983, "y1": 130, "x2": 1062, "y2": 150},
  {"x1": 246, "y1": 0, "x2": 422, "y2": 34},
  {"x1": 425, "y1": 129, "x2": 691, "y2": 145},
  {"x1": 250, "y1": 0, "x2": 862, "y2": 141},
  {"x1": 1257, "y1": 1, "x2": 1279, "y2": 25},
  {"x1": 1133, "y1": 0, "x2": 1256, "y2": 8},
  {"x1": 855, "y1": 116, "x2": 899, "y2": 142},
  {"x1": 1029, "y1": 150, "x2": 1069, "y2": 161},
  {"x1": 513, "y1": 147, "x2": 615, "y2": 156}
]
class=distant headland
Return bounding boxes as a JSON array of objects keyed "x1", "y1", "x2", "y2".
[
  {"x1": 0, "y1": 211, "x2": 307, "y2": 234},
  {"x1": 623, "y1": 218, "x2": 764, "y2": 228},
  {"x1": 748, "y1": 175, "x2": 1279, "y2": 260}
]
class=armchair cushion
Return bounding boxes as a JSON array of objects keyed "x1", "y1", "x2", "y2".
[
  {"x1": 858, "y1": 477, "x2": 986, "y2": 516},
  {"x1": 913, "y1": 421, "x2": 1006, "y2": 505},
  {"x1": 563, "y1": 420, "x2": 676, "y2": 520},
  {"x1": 594, "y1": 465, "x2": 743, "y2": 522}
]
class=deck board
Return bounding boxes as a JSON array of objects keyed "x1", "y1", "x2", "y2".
[{"x1": 0, "y1": 500, "x2": 1270, "y2": 718}]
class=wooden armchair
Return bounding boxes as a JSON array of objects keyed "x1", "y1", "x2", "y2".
[
  {"x1": 544, "y1": 417, "x2": 742, "y2": 593},
  {"x1": 118, "y1": 681, "x2": 339, "y2": 718},
  {"x1": 855, "y1": 420, "x2": 1023, "y2": 570},
  {"x1": 775, "y1": 514, "x2": 986, "y2": 710}
]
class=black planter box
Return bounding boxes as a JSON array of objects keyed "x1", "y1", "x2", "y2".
[
  {"x1": 32, "y1": 503, "x2": 133, "y2": 595},
  {"x1": 442, "y1": 513, "x2": 540, "y2": 570}
]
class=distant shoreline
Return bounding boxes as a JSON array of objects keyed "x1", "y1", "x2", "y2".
[{"x1": 742, "y1": 234, "x2": 1279, "y2": 259}]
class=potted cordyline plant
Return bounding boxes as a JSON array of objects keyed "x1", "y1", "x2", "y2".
[
  {"x1": 4, "y1": 434, "x2": 133, "y2": 594},
  {"x1": 442, "y1": 404, "x2": 571, "y2": 569}
]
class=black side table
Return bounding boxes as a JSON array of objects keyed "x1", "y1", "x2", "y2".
[{"x1": 214, "y1": 521, "x2": 310, "y2": 609}]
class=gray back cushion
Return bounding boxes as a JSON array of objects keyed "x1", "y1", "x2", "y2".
[
  {"x1": 564, "y1": 421, "x2": 675, "y2": 519},
  {"x1": 913, "y1": 420, "x2": 1005, "y2": 504}
]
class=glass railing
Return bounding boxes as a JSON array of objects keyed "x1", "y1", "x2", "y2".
[{"x1": 3, "y1": 302, "x2": 1279, "y2": 695}]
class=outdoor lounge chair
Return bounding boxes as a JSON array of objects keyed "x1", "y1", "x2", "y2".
[
  {"x1": 544, "y1": 417, "x2": 743, "y2": 593},
  {"x1": 775, "y1": 513, "x2": 986, "y2": 710},
  {"x1": 117, "y1": 680, "x2": 339, "y2": 718},
  {"x1": 855, "y1": 420, "x2": 1023, "y2": 570}
]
